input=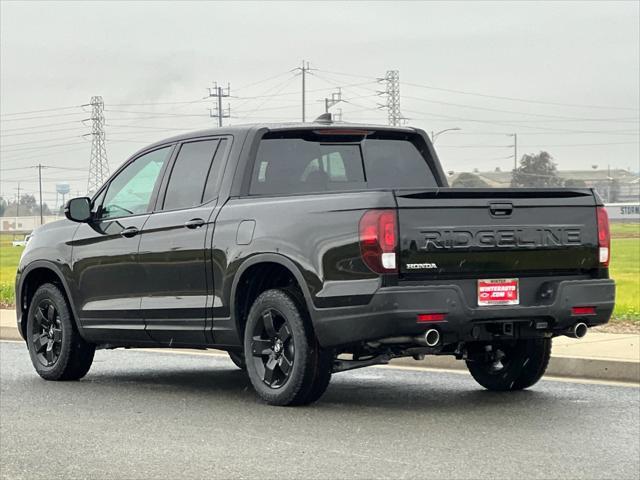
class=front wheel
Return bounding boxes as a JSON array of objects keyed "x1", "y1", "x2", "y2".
[
  {"x1": 26, "y1": 283, "x2": 95, "y2": 381},
  {"x1": 244, "y1": 289, "x2": 332, "y2": 406},
  {"x1": 465, "y1": 338, "x2": 552, "y2": 391}
]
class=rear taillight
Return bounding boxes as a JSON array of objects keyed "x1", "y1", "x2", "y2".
[
  {"x1": 359, "y1": 209, "x2": 397, "y2": 273},
  {"x1": 596, "y1": 206, "x2": 610, "y2": 267}
]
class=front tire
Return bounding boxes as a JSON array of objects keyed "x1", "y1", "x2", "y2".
[
  {"x1": 244, "y1": 289, "x2": 332, "y2": 406},
  {"x1": 466, "y1": 338, "x2": 552, "y2": 391},
  {"x1": 26, "y1": 283, "x2": 95, "y2": 381}
]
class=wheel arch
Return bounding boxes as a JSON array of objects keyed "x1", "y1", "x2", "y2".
[
  {"x1": 230, "y1": 253, "x2": 316, "y2": 341},
  {"x1": 18, "y1": 261, "x2": 82, "y2": 340}
]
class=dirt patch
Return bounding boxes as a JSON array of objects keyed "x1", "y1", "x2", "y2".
[{"x1": 593, "y1": 321, "x2": 640, "y2": 334}]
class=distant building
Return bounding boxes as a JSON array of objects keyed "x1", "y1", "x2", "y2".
[{"x1": 447, "y1": 169, "x2": 639, "y2": 202}]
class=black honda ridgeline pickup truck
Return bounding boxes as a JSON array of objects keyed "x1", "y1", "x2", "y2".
[{"x1": 16, "y1": 118, "x2": 615, "y2": 405}]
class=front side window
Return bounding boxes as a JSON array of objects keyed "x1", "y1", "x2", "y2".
[
  {"x1": 100, "y1": 146, "x2": 171, "y2": 219},
  {"x1": 163, "y1": 139, "x2": 220, "y2": 211}
]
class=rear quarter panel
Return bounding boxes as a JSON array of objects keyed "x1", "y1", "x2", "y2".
[{"x1": 211, "y1": 191, "x2": 396, "y2": 320}]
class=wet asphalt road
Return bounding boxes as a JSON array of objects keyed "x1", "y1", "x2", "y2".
[{"x1": 1, "y1": 341, "x2": 639, "y2": 480}]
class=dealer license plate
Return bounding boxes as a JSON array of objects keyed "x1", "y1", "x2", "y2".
[{"x1": 477, "y1": 278, "x2": 519, "y2": 306}]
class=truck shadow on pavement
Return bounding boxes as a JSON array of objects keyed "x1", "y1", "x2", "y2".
[{"x1": 82, "y1": 362, "x2": 553, "y2": 414}]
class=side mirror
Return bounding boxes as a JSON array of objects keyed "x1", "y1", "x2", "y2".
[{"x1": 64, "y1": 197, "x2": 92, "y2": 223}]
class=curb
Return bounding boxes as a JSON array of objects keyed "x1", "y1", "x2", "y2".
[{"x1": 2, "y1": 325, "x2": 638, "y2": 384}]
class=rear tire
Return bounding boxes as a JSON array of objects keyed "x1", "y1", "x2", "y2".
[
  {"x1": 244, "y1": 289, "x2": 332, "y2": 406},
  {"x1": 466, "y1": 338, "x2": 551, "y2": 391},
  {"x1": 26, "y1": 283, "x2": 95, "y2": 381}
]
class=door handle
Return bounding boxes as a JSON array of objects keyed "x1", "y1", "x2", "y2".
[
  {"x1": 184, "y1": 218, "x2": 205, "y2": 229},
  {"x1": 120, "y1": 226, "x2": 139, "y2": 238}
]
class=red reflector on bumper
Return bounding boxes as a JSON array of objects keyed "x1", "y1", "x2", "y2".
[
  {"x1": 571, "y1": 306, "x2": 596, "y2": 316},
  {"x1": 417, "y1": 313, "x2": 447, "y2": 323}
]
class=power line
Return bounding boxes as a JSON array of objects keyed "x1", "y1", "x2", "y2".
[
  {"x1": 0, "y1": 105, "x2": 81, "y2": 117},
  {"x1": 233, "y1": 70, "x2": 295, "y2": 92},
  {"x1": 314, "y1": 68, "x2": 639, "y2": 111},
  {"x1": 1, "y1": 141, "x2": 87, "y2": 154},
  {"x1": 0, "y1": 126, "x2": 87, "y2": 137},
  {"x1": 0, "y1": 111, "x2": 86, "y2": 122},
  {"x1": 403, "y1": 81, "x2": 640, "y2": 112},
  {"x1": 103, "y1": 109, "x2": 210, "y2": 118},
  {"x1": 0, "y1": 135, "x2": 84, "y2": 148},
  {"x1": 0, "y1": 120, "x2": 85, "y2": 133},
  {"x1": 402, "y1": 95, "x2": 640, "y2": 122}
]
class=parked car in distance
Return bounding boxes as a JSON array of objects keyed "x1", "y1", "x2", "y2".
[
  {"x1": 15, "y1": 116, "x2": 615, "y2": 405},
  {"x1": 12, "y1": 234, "x2": 32, "y2": 247}
]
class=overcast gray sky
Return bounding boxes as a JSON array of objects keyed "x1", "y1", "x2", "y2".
[{"x1": 1, "y1": 0, "x2": 639, "y2": 207}]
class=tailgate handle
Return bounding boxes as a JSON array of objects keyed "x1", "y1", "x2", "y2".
[{"x1": 489, "y1": 203, "x2": 513, "y2": 217}]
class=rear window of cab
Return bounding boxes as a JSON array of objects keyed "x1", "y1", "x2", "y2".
[{"x1": 249, "y1": 130, "x2": 438, "y2": 195}]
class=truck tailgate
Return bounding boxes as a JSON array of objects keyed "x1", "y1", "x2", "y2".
[{"x1": 395, "y1": 188, "x2": 599, "y2": 278}]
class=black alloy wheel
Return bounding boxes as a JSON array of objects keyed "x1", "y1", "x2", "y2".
[
  {"x1": 31, "y1": 300, "x2": 63, "y2": 367},
  {"x1": 26, "y1": 283, "x2": 95, "y2": 381},
  {"x1": 250, "y1": 308, "x2": 295, "y2": 388},
  {"x1": 244, "y1": 289, "x2": 333, "y2": 406}
]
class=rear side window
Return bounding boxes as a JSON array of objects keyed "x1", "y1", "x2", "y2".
[
  {"x1": 202, "y1": 139, "x2": 228, "y2": 202},
  {"x1": 163, "y1": 139, "x2": 219, "y2": 210},
  {"x1": 249, "y1": 132, "x2": 437, "y2": 195},
  {"x1": 250, "y1": 139, "x2": 365, "y2": 195}
]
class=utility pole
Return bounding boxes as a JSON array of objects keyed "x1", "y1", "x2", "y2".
[
  {"x1": 293, "y1": 61, "x2": 312, "y2": 122},
  {"x1": 208, "y1": 82, "x2": 231, "y2": 127},
  {"x1": 85, "y1": 96, "x2": 110, "y2": 195},
  {"x1": 508, "y1": 133, "x2": 518, "y2": 170},
  {"x1": 38, "y1": 164, "x2": 43, "y2": 226},
  {"x1": 380, "y1": 70, "x2": 404, "y2": 126},
  {"x1": 324, "y1": 88, "x2": 342, "y2": 113},
  {"x1": 13, "y1": 183, "x2": 21, "y2": 239}
]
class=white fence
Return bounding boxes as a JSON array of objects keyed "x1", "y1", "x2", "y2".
[
  {"x1": 606, "y1": 203, "x2": 640, "y2": 222},
  {"x1": 0, "y1": 216, "x2": 62, "y2": 232},
  {"x1": 1, "y1": 202, "x2": 638, "y2": 233}
]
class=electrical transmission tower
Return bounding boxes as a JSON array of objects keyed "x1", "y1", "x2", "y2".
[
  {"x1": 381, "y1": 70, "x2": 404, "y2": 126},
  {"x1": 208, "y1": 82, "x2": 231, "y2": 127},
  {"x1": 86, "y1": 96, "x2": 109, "y2": 194}
]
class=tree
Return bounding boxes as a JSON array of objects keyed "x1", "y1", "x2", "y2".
[
  {"x1": 20, "y1": 194, "x2": 37, "y2": 211},
  {"x1": 511, "y1": 151, "x2": 562, "y2": 188},
  {"x1": 564, "y1": 179, "x2": 587, "y2": 188},
  {"x1": 0, "y1": 197, "x2": 6, "y2": 217},
  {"x1": 452, "y1": 172, "x2": 490, "y2": 188}
]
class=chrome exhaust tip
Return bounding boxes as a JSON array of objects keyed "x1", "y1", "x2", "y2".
[
  {"x1": 573, "y1": 322, "x2": 588, "y2": 339},
  {"x1": 565, "y1": 322, "x2": 588, "y2": 339},
  {"x1": 424, "y1": 329, "x2": 440, "y2": 347}
]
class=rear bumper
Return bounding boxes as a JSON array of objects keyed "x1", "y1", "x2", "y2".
[{"x1": 312, "y1": 279, "x2": 615, "y2": 348}]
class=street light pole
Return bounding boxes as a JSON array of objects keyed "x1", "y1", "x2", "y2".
[{"x1": 431, "y1": 128, "x2": 461, "y2": 143}]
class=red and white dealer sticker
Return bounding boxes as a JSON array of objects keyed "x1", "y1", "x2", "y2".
[{"x1": 477, "y1": 278, "x2": 519, "y2": 306}]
